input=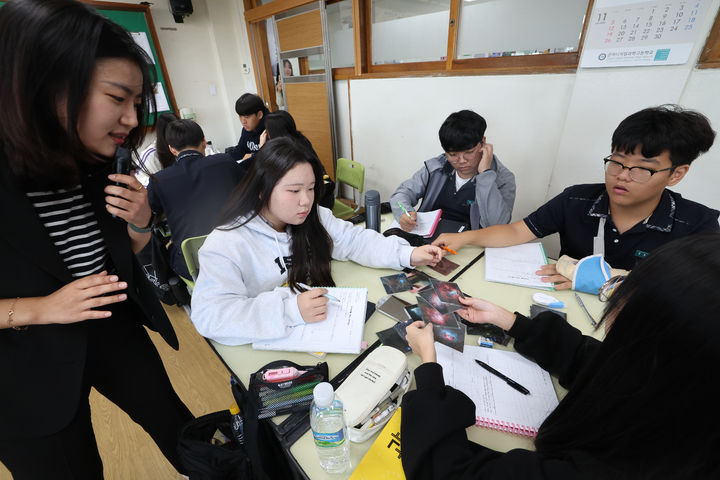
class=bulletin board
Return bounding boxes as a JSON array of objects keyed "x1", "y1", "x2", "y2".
[
  {"x1": 580, "y1": 0, "x2": 714, "y2": 67},
  {"x1": 0, "y1": 0, "x2": 177, "y2": 118}
]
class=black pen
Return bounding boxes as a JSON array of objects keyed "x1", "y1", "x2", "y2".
[{"x1": 475, "y1": 359, "x2": 530, "y2": 395}]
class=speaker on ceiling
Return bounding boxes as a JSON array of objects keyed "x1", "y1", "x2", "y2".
[{"x1": 169, "y1": 0, "x2": 193, "y2": 23}]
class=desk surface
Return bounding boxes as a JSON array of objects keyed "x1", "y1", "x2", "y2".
[{"x1": 212, "y1": 237, "x2": 606, "y2": 479}]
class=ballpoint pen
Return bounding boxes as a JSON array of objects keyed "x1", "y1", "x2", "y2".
[
  {"x1": 297, "y1": 282, "x2": 341, "y2": 304},
  {"x1": 440, "y1": 245, "x2": 457, "y2": 255},
  {"x1": 475, "y1": 359, "x2": 530, "y2": 395},
  {"x1": 397, "y1": 202, "x2": 412, "y2": 218},
  {"x1": 574, "y1": 293, "x2": 597, "y2": 327}
]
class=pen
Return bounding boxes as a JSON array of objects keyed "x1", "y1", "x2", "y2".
[
  {"x1": 397, "y1": 202, "x2": 412, "y2": 219},
  {"x1": 297, "y1": 282, "x2": 341, "y2": 304},
  {"x1": 474, "y1": 359, "x2": 530, "y2": 395},
  {"x1": 574, "y1": 293, "x2": 597, "y2": 327},
  {"x1": 440, "y1": 245, "x2": 457, "y2": 255}
]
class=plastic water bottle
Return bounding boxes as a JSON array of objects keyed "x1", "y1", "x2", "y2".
[
  {"x1": 310, "y1": 382, "x2": 350, "y2": 474},
  {"x1": 229, "y1": 403, "x2": 244, "y2": 445}
]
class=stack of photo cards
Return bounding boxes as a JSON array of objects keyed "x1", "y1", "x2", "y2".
[
  {"x1": 416, "y1": 279, "x2": 467, "y2": 352},
  {"x1": 380, "y1": 270, "x2": 434, "y2": 295}
]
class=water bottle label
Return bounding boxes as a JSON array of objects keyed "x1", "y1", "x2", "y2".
[{"x1": 312, "y1": 429, "x2": 345, "y2": 448}]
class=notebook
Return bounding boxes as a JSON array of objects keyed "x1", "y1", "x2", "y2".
[
  {"x1": 484, "y1": 242, "x2": 553, "y2": 290},
  {"x1": 388, "y1": 209, "x2": 442, "y2": 237},
  {"x1": 436, "y1": 343, "x2": 559, "y2": 438},
  {"x1": 252, "y1": 287, "x2": 368, "y2": 354}
]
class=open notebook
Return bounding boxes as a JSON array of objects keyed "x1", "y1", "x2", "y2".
[
  {"x1": 388, "y1": 209, "x2": 442, "y2": 237},
  {"x1": 436, "y1": 343, "x2": 559, "y2": 437},
  {"x1": 252, "y1": 287, "x2": 368, "y2": 354}
]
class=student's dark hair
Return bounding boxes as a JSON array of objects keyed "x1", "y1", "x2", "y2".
[
  {"x1": 438, "y1": 110, "x2": 487, "y2": 153},
  {"x1": 0, "y1": 0, "x2": 156, "y2": 190},
  {"x1": 217, "y1": 137, "x2": 333, "y2": 290},
  {"x1": 611, "y1": 104, "x2": 716, "y2": 167},
  {"x1": 154, "y1": 112, "x2": 179, "y2": 168},
  {"x1": 265, "y1": 110, "x2": 315, "y2": 150},
  {"x1": 535, "y1": 234, "x2": 720, "y2": 478},
  {"x1": 165, "y1": 119, "x2": 205, "y2": 152},
  {"x1": 234, "y1": 93, "x2": 269, "y2": 117}
]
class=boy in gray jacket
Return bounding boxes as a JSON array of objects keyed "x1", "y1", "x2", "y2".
[{"x1": 390, "y1": 110, "x2": 516, "y2": 232}]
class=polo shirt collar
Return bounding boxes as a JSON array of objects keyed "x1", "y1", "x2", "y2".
[
  {"x1": 176, "y1": 150, "x2": 203, "y2": 163},
  {"x1": 586, "y1": 188, "x2": 675, "y2": 233}
]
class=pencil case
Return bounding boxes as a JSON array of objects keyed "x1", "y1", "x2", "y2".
[
  {"x1": 249, "y1": 360, "x2": 329, "y2": 419},
  {"x1": 335, "y1": 346, "x2": 411, "y2": 443}
]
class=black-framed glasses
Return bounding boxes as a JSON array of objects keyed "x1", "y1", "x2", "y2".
[{"x1": 603, "y1": 156, "x2": 673, "y2": 183}]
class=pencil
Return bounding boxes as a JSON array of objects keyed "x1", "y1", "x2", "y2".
[{"x1": 441, "y1": 245, "x2": 457, "y2": 255}]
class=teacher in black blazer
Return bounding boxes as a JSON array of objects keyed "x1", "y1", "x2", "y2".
[{"x1": 0, "y1": 1, "x2": 193, "y2": 478}]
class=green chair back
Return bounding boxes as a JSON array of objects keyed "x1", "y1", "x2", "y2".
[
  {"x1": 332, "y1": 158, "x2": 365, "y2": 218},
  {"x1": 180, "y1": 234, "x2": 209, "y2": 290}
]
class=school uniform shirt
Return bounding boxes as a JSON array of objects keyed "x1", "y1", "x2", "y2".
[
  {"x1": 523, "y1": 184, "x2": 720, "y2": 270},
  {"x1": 147, "y1": 150, "x2": 245, "y2": 279},
  {"x1": 190, "y1": 206, "x2": 415, "y2": 345},
  {"x1": 230, "y1": 117, "x2": 265, "y2": 161}
]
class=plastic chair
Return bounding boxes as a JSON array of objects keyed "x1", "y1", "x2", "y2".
[
  {"x1": 180, "y1": 234, "x2": 209, "y2": 291},
  {"x1": 332, "y1": 157, "x2": 365, "y2": 219}
]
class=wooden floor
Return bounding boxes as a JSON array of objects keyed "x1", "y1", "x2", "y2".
[{"x1": 0, "y1": 304, "x2": 235, "y2": 479}]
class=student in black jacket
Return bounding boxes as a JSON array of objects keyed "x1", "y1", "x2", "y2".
[{"x1": 402, "y1": 234, "x2": 720, "y2": 479}]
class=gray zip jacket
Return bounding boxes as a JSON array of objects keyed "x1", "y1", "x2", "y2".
[{"x1": 390, "y1": 153, "x2": 516, "y2": 229}]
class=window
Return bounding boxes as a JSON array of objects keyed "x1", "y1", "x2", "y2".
[{"x1": 327, "y1": 0, "x2": 355, "y2": 68}]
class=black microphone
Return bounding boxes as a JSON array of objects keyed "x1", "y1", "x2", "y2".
[{"x1": 111, "y1": 147, "x2": 131, "y2": 218}]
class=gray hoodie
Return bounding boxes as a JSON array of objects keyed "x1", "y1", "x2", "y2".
[{"x1": 190, "y1": 206, "x2": 414, "y2": 345}]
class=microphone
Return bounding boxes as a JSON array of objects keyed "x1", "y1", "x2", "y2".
[{"x1": 111, "y1": 147, "x2": 131, "y2": 218}]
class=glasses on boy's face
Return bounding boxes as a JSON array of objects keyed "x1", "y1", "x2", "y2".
[
  {"x1": 447, "y1": 143, "x2": 482, "y2": 163},
  {"x1": 603, "y1": 156, "x2": 673, "y2": 183}
]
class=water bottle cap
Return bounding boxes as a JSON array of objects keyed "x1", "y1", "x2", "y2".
[
  {"x1": 365, "y1": 190, "x2": 380, "y2": 206},
  {"x1": 313, "y1": 382, "x2": 335, "y2": 408}
]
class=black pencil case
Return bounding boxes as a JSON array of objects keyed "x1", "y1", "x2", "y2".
[{"x1": 249, "y1": 360, "x2": 329, "y2": 419}]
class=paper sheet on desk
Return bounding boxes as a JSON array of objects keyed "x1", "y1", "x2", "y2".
[
  {"x1": 485, "y1": 243, "x2": 552, "y2": 290},
  {"x1": 252, "y1": 287, "x2": 367, "y2": 354},
  {"x1": 436, "y1": 344, "x2": 558, "y2": 437}
]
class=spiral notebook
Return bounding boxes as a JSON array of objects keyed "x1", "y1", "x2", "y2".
[
  {"x1": 436, "y1": 343, "x2": 558, "y2": 437},
  {"x1": 252, "y1": 287, "x2": 368, "y2": 354}
]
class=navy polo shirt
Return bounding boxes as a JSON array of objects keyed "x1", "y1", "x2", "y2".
[{"x1": 523, "y1": 183, "x2": 719, "y2": 270}]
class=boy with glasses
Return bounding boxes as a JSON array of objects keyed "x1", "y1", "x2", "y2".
[
  {"x1": 434, "y1": 105, "x2": 719, "y2": 289},
  {"x1": 390, "y1": 110, "x2": 516, "y2": 233}
]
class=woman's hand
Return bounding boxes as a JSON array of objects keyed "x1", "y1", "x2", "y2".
[
  {"x1": 105, "y1": 173, "x2": 152, "y2": 228},
  {"x1": 410, "y1": 245, "x2": 444, "y2": 267},
  {"x1": 37, "y1": 271, "x2": 127, "y2": 324},
  {"x1": 455, "y1": 296, "x2": 516, "y2": 331},
  {"x1": 405, "y1": 321, "x2": 436, "y2": 363},
  {"x1": 297, "y1": 288, "x2": 328, "y2": 324}
]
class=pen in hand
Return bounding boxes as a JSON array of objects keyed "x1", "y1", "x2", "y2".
[
  {"x1": 397, "y1": 202, "x2": 412, "y2": 219},
  {"x1": 475, "y1": 359, "x2": 530, "y2": 395},
  {"x1": 297, "y1": 282, "x2": 341, "y2": 304}
]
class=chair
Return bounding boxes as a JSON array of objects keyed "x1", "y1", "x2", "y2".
[
  {"x1": 180, "y1": 234, "x2": 209, "y2": 291},
  {"x1": 332, "y1": 157, "x2": 365, "y2": 219}
]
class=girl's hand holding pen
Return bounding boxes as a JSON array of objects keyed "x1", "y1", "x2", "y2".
[
  {"x1": 297, "y1": 288, "x2": 329, "y2": 324},
  {"x1": 399, "y1": 211, "x2": 417, "y2": 232},
  {"x1": 409, "y1": 245, "x2": 444, "y2": 267}
]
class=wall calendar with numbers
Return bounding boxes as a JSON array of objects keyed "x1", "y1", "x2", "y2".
[{"x1": 580, "y1": 0, "x2": 713, "y2": 68}]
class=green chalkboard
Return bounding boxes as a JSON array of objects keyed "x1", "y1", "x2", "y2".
[{"x1": 0, "y1": 0, "x2": 177, "y2": 119}]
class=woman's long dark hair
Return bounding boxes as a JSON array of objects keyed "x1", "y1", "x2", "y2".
[
  {"x1": 217, "y1": 137, "x2": 333, "y2": 290},
  {"x1": 535, "y1": 234, "x2": 720, "y2": 478},
  {"x1": 265, "y1": 110, "x2": 314, "y2": 150},
  {"x1": 0, "y1": 0, "x2": 156, "y2": 189},
  {"x1": 155, "y1": 112, "x2": 179, "y2": 169}
]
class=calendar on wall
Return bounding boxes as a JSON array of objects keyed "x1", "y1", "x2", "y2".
[{"x1": 580, "y1": 0, "x2": 713, "y2": 68}]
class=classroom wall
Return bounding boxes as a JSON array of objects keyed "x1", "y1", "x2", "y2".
[
  {"x1": 340, "y1": 1, "x2": 720, "y2": 256},
  {"x1": 96, "y1": 0, "x2": 255, "y2": 151}
]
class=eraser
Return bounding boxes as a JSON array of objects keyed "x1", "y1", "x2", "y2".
[{"x1": 533, "y1": 293, "x2": 565, "y2": 309}]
